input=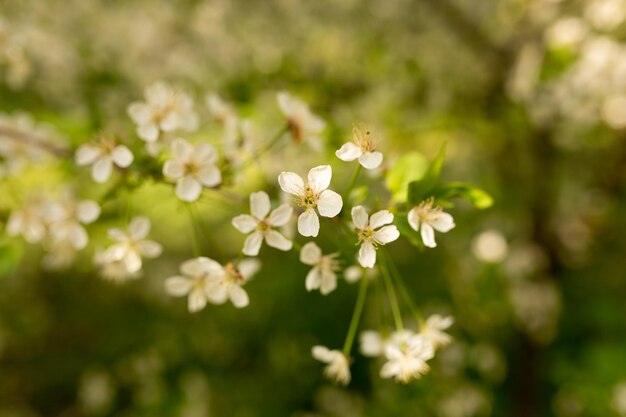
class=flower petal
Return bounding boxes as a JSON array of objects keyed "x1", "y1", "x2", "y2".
[
  {"x1": 111, "y1": 145, "x2": 134, "y2": 168},
  {"x1": 196, "y1": 164, "x2": 221, "y2": 187},
  {"x1": 243, "y1": 231, "x2": 263, "y2": 256},
  {"x1": 358, "y1": 242, "x2": 377, "y2": 268},
  {"x1": 124, "y1": 250, "x2": 142, "y2": 273},
  {"x1": 229, "y1": 285, "x2": 249, "y2": 308},
  {"x1": 264, "y1": 230, "x2": 293, "y2": 251},
  {"x1": 232, "y1": 214, "x2": 258, "y2": 234},
  {"x1": 195, "y1": 142, "x2": 218, "y2": 163},
  {"x1": 268, "y1": 204, "x2": 293, "y2": 227},
  {"x1": 250, "y1": 191, "x2": 271, "y2": 220},
  {"x1": 317, "y1": 190, "x2": 343, "y2": 218},
  {"x1": 92, "y1": 157, "x2": 113, "y2": 183},
  {"x1": 129, "y1": 216, "x2": 151, "y2": 240},
  {"x1": 358, "y1": 151, "x2": 383, "y2": 170},
  {"x1": 278, "y1": 172, "x2": 305, "y2": 196},
  {"x1": 76, "y1": 200, "x2": 100, "y2": 224},
  {"x1": 408, "y1": 209, "x2": 420, "y2": 231},
  {"x1": 238, "y1": 259, "x2": 261, "y2": 281},
  {"x1": 171, "y1": 138, "x2": 194, "y2": 160},
  {"x1": 320, "y1": 270, "x2": 337, "y2": 295},
  {"x1": 369, "y1": 210, "x2": 394, "y2": 229},
  {"x1": 75, "y1": 144, "x2": 102, "y2": 165},
  {"x1": 335, "y1": 142, "x2": 362, "y2": 161},
  {"x1": 176, "y1": 176, "x2": 202, "y2": 202},
  {"x1": 165, "y1": 276, "x2": 192, "y2": 296},
  {"x1": 431, "y1": 212, "x2": 455, "y2": 233},
  {"x1": 300, "y1": 242, "x2": 322, "y2": 265},
  {"x1": 138, "y1": 240, "x2": 162, "y2": 258},
  {"x1": 188, "y1": 288, "x2": 207, "y2": 313},
  {"x1": 421, "y1": 223, "x2": 437, "y2": 248},
  {"x1": 351, "y1": 206, "x2": 369, "y2": 230},
  {"x1": 163, "y1": 160, "x2": 185, "y2": 179},
  {"x1": 373, "y1": 225, "x2": 400, "y2": 245},
  {"x1": 297, "y1": 209, "x2": 320, "y2": 237},
  {"x1": 307, "y1": 165, "x2": 332, "y2": 193},
  {"x1": 137, "y1": 124, "x2": 159, "y2": 142},
  {"x1": 305, "y1": 267, "x2": 321, "y2": 291},
  {"x1": 311, "y1": 345, "x2": 332, "y2": 363}
]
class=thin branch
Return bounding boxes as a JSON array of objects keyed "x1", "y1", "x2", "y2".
[{"x1": 0, "y1": 125, "x2": 71, "y2": 158}]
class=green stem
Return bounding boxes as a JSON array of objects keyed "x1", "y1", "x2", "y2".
[
  {"x1": 342, "y1": 275, "x2": 369, "y2": 355},
  {"x1": 184, "y1": 203, "x2": 202, "y2": 257},
  {"x1": 244, "y1": 124, "x2": 288, "y2": 168},
  {"x1": 379, "y1": 251, "x2": 404, "y2": 332},
  {"x1": 345, "y1": 164, "x2": 362, "y2": 198},
  {"x1": 385, "y1": 250, "x2": 425, "y2": 325}
]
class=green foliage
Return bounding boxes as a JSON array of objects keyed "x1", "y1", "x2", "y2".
[
  {"x1": 432, "y1": 182, "x2": 494, "y2": 209},
  {"x1": 385, "y1": 151, "x2": 428, "y2": 202},
  {"x1": 407, "y1": 143, "x2": 446, "y2": 206}
]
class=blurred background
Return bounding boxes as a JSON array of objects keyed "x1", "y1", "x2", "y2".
[{"x1": 1, "y1": 0, "x2": 626, "y2": 416}]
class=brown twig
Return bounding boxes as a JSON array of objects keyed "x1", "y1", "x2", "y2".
[{"x1": 0, "y1": 125, "x2": 71, "y2": 158}]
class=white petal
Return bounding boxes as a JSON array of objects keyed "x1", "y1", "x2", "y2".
[
  {"x1": 176, "y1": 177, "x2": 202, "y2": 202},
  {"x1": 181, "y1": 257, "x2": 221, "y2": 277},
  {"x1": 111, "y1": 145, "x2": 134, "y2": 167},
  {"x1": 421, "y1": 223, "x2": 437, "y2": 248},
  {"x1": 76, "y1": 200, "x2": 100, "y2": 224},
  {"x1": 358, "y1": 242, "x2": 377, "y2": 268},
  {"x1": 250, "y1": 191, "x2": 271, "y2": 220},
  {"x1": 196, "y1": 142, "x2": 218, "y2": 163},
  {"x1": 163, "y1": 160, "x2": 185, "y2": 180},
  {"x1": 124, "y1": 250, "x2": 142, "y2": 273},
  {"x1": 351, "y1": 206, "x2": 369, "y2": 230},
  {"x1": 369, "y1": 210, "x2": 394, "y2": 229},
  {"x1": 307, "y1": 165, "x2": 332, "y2": 193},
  {"x1": 373, "y1": 225, "x2": 400, "y2": 244},
  {"x1": 358, "y1": 151, "x2": 383, "y2": 170},
  {"x1": 243, "y1": 231, "x2": 263, "y2": 256},
  {"x1": 380, "y1": 361, "x2": 402, "y2": 379},
  {"x1": 138, "y1": 240, "x2": 162, "y2": 258},
  {"x1": 431, "y1": 212, "x2": 455, "y2": 233},
  {"x1": 300, "y1": 242, "x2": 322, "y2": 265},
  {"x1": 171, "y1": 138, "x2": 194, "y2": 160},
  {"x1": 165, "y1": 276, "x2": 192, "y2": 296},
  {"x1": 268, "y1": 204, "x2": 293, "y2": 227},
  {"x1": 238, "y1": 259, "x2": 261, "y2": 281},
  {"x1": 360, "y1": 331, "x2": 384, "y2": 357},
  {"x1": 277, "y1": 91, "x2": 292, "y2": 116},
  {"x1": 129, "y1": 216, "x2": 151, "y2": 240},
  {"x1": 305, "y1": 267, "x2": 321, "y2": 291},
  {"x1": 335, "y1": 142, "x2": 362, "y2": 161},
  {"x1": 196, "y1": 164, "x2": 221, "y2": 187},
  {"x1": 317, "y1": 190, "x2": 343, "y2": 218},
  {"x1": 137, "y1": 124, "x2": 159, "y2": 142},
  {"x1": 232, "y1": 214, "x2": 258, "y2": 234},
  {"x1": 298, "y1": 209, "x2": 320, "y2": 237},
  {"x1": 206, "y1": 281, "x2": 228, "y2": 304},
  {"x1": 311, "y1": 345, "x2": 332, "y2": 363},
  {"x1": 127, "y1": 102, "x2": 150, "y2": 124},
  {"x1": 344, "y1": 266, "x2": 363, "y2": 283},
  {"x1": 92, "y1": 157, "x2": 113, "y2": 183},
  {"x1": 188, "y1": 289, "x2": 207, "y2": 313},
  {"x1": 408, "y1": 209, "x2": 420, "y2": 232},
  {"x1": 264, "y1": 230, "x2": 292, "y2": 251},
  {"x1": 69, "y1": 224, "x2": 89, "y2": 249},
  {"x1": 75, "y1": 144, "x2": 102, "y2": 165},
  {"x1": 320, "y1": 270, "x2": 337, "y2": 295},
  {"x1": 278, "y1": 172, "x2": 305, "y2": 196},
  {"x1": 229, "y1": 285, "x2": 249, "y2": 308}
]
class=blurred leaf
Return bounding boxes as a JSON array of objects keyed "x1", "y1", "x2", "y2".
[
  {"x1": 407, "y1": 143, "x2": 446, "y2": 205},
  {"x1": 0, "y1": 240, "x2": 22, "y2": 277},
  {"x1": 432, "y1": 182, "x2": 494, "y2": 209},
  {"x1": 395, "y1": 215, "x2": 423, "y2": 248},
  {"x1": 385, "y1": 151, "x2": 428, "y2": 202}
]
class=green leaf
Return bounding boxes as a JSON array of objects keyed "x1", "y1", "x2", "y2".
[
  {"x1": 407, "y1": 142, "x2": 446, "y2": 205},
  {"x1": 385, "y1": 151, "x2": 428, "y2": 202},
  {"x1": 432, "y1": 182, "x2": 494, "y2": 209}
]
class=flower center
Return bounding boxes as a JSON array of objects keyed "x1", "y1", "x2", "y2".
[
  {"x1": 257, "y1": 221, "x2": 270, "y2": 232},
  {"x1": 299, "y1": 187, "x2": 318, "y2": 209},
  {"x1": 225, "y1": 262, "x2": 244, "y2": 283}
]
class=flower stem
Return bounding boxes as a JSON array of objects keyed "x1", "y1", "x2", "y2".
[
  {"x1": 245, "y1": 124, "x2": 289, "y2": 167},
  {"x1": 386, "y1": 250, "x2": 425, "y2": 325},
  {"x1": 345, "y1": 164, "x2": 362, "y2": 198},
  {"x1": 379, "y1": 251, "x2": 404, "y2": 332},
  {"x1": 184, "y1": 203, "x2": 202, "y2": 257},
  {"x1": 342, "y1": 276, "x2": 369, "y2": 356}
]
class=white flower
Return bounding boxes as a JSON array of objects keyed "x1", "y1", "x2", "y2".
[
  {"x1": 164, "y1": 257, "x2": 225, "y2": 313},
  {"x1": 47, "y1": 197, "x2": 101, "y2": 250},
  {"x1": 311, "y1": 345, "x2": 351, "y2": 386},
  {"x1": 100, "y1": 216, "x2": 162, "y2": 274},
  {"x1": 6, "y1": 197, "x2": 49, "y2": 243},
  {"x1": 352, "y1": 206, "x2": 399, "y2": 268},
  {"x1": 300, "y1": 242, "x2": 340, "y2": 295},
  {"x1": 344, "y1": 265, "x2": 379, "y2": 283},
  {"x1": 162, "y1": 138, "x2": 222, "y2": 202},
  {"x1": 278, "y1": 165, "x2": 343, "y2": 237},
  {"x1": 380, "y1": 334, "x2": 435, "y2": 383},
  {"x1": 277, "y1": 91, "x2": 325, "y2": 151},
  {"x1": 335, "y1": 124, "x2": 383, "y2": 170},
  {"x1": 127, "y1": 81, "x2": 198, "y2": 143},
  {"x1": 232, "y1": 191, "x2": 293, "y2": 256},
  {"x1": 408, "y1": 198, "x2": 455, "y2": 248},
  {"x1": 95, "y1": 250, "x2": 141, "y2": 283},
  {"x1": 75, "y1": 137, "x2": 133, "y2": 183},
  {"x1": 204, "y1": 260, "x2": 260, "y2": 308},
  {"x1": 206, "y1": 93, "x2": 238, "y2": 150},
  {"x1": 420, "y1": 314, "x2": 454, "y2": 350},
  {"x1": 360, "y1": 329, "x2": 415, "y2": 357}
]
